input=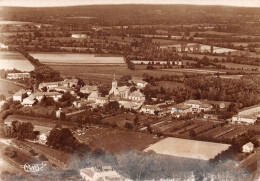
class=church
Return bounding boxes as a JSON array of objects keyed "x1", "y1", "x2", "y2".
[{"x1": 109, "y1": 74, "x2": 130, "y2": 99}]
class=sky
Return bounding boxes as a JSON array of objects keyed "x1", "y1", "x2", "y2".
[{"x1": 0, "y1": 0, "x2": 259, "y2": 7}]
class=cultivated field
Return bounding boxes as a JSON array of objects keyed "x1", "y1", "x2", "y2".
[
  {"x1": 49, "y1": 64, "x2": 184, "y2": 86},
  {"x1": 144, "y1": 137, "x2": 231, "y2": 160},
  {"x1": 0, "y1": 51, "x2": 35, "y2": 71},
  {"x1": 218, "y1": 63, "x2": 260, "y2": 71},
  {"x1": 0, "y1": 79, "x2": 22, "y2": 97},
  {"x1": 74, "y1": 127, "x2": 159, "y2": 153},
  {"x1": 30, "y1": 52, "x2": 125, "y2": 65}
]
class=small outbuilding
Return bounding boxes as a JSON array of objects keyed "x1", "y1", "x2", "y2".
[{"x1": 242, "y1": 142, "x2": 254, "y2": 153}]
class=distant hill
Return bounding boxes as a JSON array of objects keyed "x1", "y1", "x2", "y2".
[{"x1": 1, "y1": 5, "x2": 260, "y2": 25}]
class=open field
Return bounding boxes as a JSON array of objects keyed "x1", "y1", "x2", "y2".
[
  {"x1": 49, "y1": 64, "x2": 184, "y2": 86},
  {"x1": 74, "y1": 127, "x2": 160, "y2": 153},
  {"x1": 0, "y1": 79, "x2": 22, "y2": 97},
  {"x1": 203, "y1": 31, "x2": 236, "y2": 36},
  {"x1": 30, "y1": 52, "x2": 125, "y2": 65},
  {"x1": 161, "y1": 68, "x2": 226, "y2": 74},
  {"x1": 102, "y1": 113, "x2": 135, "y2": 128},
  {"x1": 5, "y1": 115, "x2": 77, "y2": 133},
  {"x1": 0, "y1": 51, "x2": 35, "y2": 71},
  {"x1": 144, "y1": 137, "x2": 231, "y2": 160},
  {"x1": 152, "y1": 81, "x2": 186, "y2": 90},
  {"x1": 218, "y1": 63, "x2": 260, "y2": 71}
]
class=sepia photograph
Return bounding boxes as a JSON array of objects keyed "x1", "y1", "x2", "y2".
[{"x1": 0, "y1": 0, "x2": 260, "y2": 180}]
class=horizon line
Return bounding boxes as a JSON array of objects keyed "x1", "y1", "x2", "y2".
[{"x1": 1, "y1": 3, "x2": 260, "y2": 8}]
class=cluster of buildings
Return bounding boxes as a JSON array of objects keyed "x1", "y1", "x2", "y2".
[
  {"x1": 11, "y1": 73, "x2": 260, "y2": 126},
  {"x1": 82, "y1": 75, "x2": 147, "y2": 109},
  {"x1": 140, "y1": 99, "x2": 214, "y2": 117},
  {"x1": 12, "y1": 79, "x2": 78, "y2": 106}
]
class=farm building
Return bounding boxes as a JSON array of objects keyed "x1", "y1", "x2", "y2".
[
  {"x1": 63, "y1": 79, "x2": 78, "y2": 87},
  {"x1": 0, "y1": 43, "x2": 8, "y2": 49},
  {"x1": 242, "y1": 142, "x2": 254, "y2": 153},
  {"x1": 13, "y1": 89, "x2": 32, "y2": 102},
  {"x1": 21, "y1": 94, "x2": 36, "y2": 107},
  {"x1": 7, "y1": 72, "x2": 30, "y2": 79},
  {"x1": 232, "y1": 104, "x2": 260, "y2": 124},
  {"x1": 71, "y1": 34, "x2": 88, "y2": 38},
  {"x1": 131, "y1": 78, "x2": 148, "y2": 88},
  {"x1": 39, "y1": 82, "x2": 61, "y2": 90},
  {"x1": 88, "y1": 92, "x2": 100, "y2": 101},
  {"x1": 140, "y1": 105, "x2": 160, "y2": 115},
  {"x1": 232, "y1": 115, "x2": 257, "y2": 124},
  {"x1": 34, "y1": 91, "x2": 62, "y2": 101},
  {"x1": 128, "y1": 91, "x2": 145, "y2": 102},
  {"x1": 184, "y1": 100, "x2": 212, "y2": 113},
  {"x1": 201, "y1": 99, "x2": 231, "y2": 109},
  {"x1": 80, "y1": 85, "x2": 98, "y2": 94},
  {"x1": 96, "y1": 97, "x2": 109, "y2": 105},
  {"x1": 144, "y1": 137, "x2": 231, "y2": 160},
  {"x1": 171, "y1": 103, "x2": 192, "y2": 115},
  {"x1": 38, "y1": 79, "x2": 78, "y2": 91}
]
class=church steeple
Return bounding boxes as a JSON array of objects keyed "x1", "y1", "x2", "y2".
[{"x1": 113, "y1": 73, "x2": 116, "y2": 81}]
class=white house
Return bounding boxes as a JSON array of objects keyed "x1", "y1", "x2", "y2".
[
  {"x1": 13, "y1": 89, "x2": 28, "y2": 102},
  {"x1": 38, "y1": 82, "x2": 61, "y2": 91},
  {"x1": 132, "y1": 79, "x2": 148, "y2": 88},
  {"x1": 171, "y1": 103, "x2": 192, "y2": 115},
  {"x1": 96, "y1": 97, "x2": 108, "y2": 105},
  {"x1": 22, "y1": 95, "x2": 36, "y2": 107},
  {"x1": 7, "y1": 73, "x2": 30, "y2": 79},
  {"x1": 232, "y1": 115, "x2": 257, "y2": 124},
  {"x1": 88, "y1": 92, "x2": 99, "y2": 101},
  {"x1": 63, "y1": 79, "x2": 78, "y2": 88},
  {"x1": 34, "y1": 92, "x2": 62, "y2": 101},
  {"x1": 128, "y1": 91, "x2": 145, "y2": 102},
  {"x1": 184, "y1": 100, "x2": 212, "y2": 113},
  {"x1": 140, "y1": 105, "x2": 160, "y2": 115},
  {"x1": 71, "y1": 34, "x2": 88, "y2": 38},
  {"x1": 39, "y1": 133, "x2": 48, "y2": 145},
  {"x1": 242, "y1": 142, "x2": 254, "y2": 153},
  {"x1": 231, "y1": 104, "x2": 260, "y2": 124},
  {"x1": 0, "y1": 43, "x2": 8, "y2": 49}
]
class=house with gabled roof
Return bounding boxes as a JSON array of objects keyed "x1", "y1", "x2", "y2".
[
  {"x1": 128, "y1": 90, "x2": 145, "y2": 102},
  {"x1": 242, "y1": 142, "x2": 254, "y2": 153},
  {"x1": 22, "y1": 94, "x2": 36, "y2": 107}
]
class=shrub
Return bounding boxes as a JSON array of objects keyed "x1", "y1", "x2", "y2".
[{"x1": 4, "y1": 147, "x2": 17, "y2": 158}]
